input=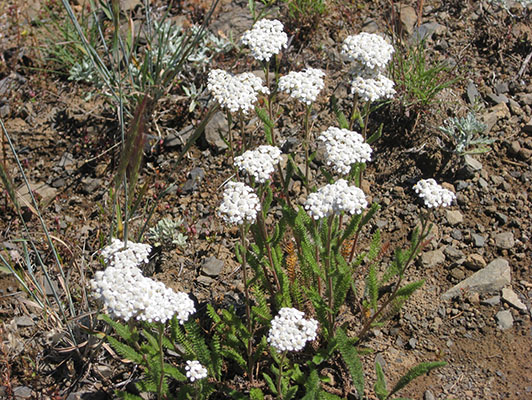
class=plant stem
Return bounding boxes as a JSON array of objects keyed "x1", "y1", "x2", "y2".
[
  {"x1": 349, "y1": 94, "x2": 359, "y2": 130},
  {"x1": 157, "y1": 323, "x2": 165, "y2": 399},
  {"x1": 303, "y1": 104, "x2": 312, "y2": 190},
  {"x1": 325, "y1": 215, "x2": 335, "y2": 336},
  {"x1": 239, "y1": 224, "x2": 255, "y2": 383},
  {"x1": 256, "y1": 210, "x2": 281, "y2": 293},
  {"x1": 354, "y1": 213, "x2": 431, "y2": 343},
  {"x1": 276, "y1": 351, "x2": 286, "y2": 399}
]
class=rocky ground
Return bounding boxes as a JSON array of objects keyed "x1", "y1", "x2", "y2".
[{"x1": 0, "y1": 0, "x2": 531, "y2": 399}]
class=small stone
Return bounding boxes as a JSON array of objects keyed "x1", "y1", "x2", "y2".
[
  {"x1": 13, "y1": 386, "x2": 33, "y2": 399},
  {"x1": 201, "y1": 256, "x2": 224, "y2": 277},
  {"x1": 408, "y1": 337, "x2": 417, "y2": 349},
  {"x1": 203, "y1": 111, "x2": 229, "y2": 152},
  {"x1": 444, "y1": 245, "x2": 464, "y2": 260},
  {"x1": 14, "y1": 315, "x2": 35, "y2": 327},
  {"x1": 471, "y1": 233, "x2": 486, "y2": 247},
  {"x1": 450, "y1": 267, "x2": 465, "y2": 280},
  {"x1": 494, "y1": 82, "x2": 509, "y2": 94},
  {"x1": 481, "y1": 295, "x2": 501, "y2": 306},
  {"x1": 196, "y1": 275, "x2": 215, "y2": 286},
  {"x1": 495, "y1": 232, "x2": 515, "y2": 249},
  {"x1": 487, "y1": 92, "x2": 508, "y2": 104},
  {"x1": 464, "y1": 155, "x2": 483, "y2": 171},
  {"x1": 466, "y1": 81, "x2": 480, "y2": 104},
  {"x1": 164, "y1": 125, "x2": 194, "y2": 148},
  {"x1": 495, "y1": 310, "x2": 513, "y2": 330},
  {"x1": 399, "y1": 5, "x2": 417, "y2": 35},
  {"x1": 441, "y1": 258, "x2": 511, "y2": 300},
  {"x1": 501, "y1": 287, "x2": 527, "y2": 311},
  {"x1": 481, "y1": 103, "x2": 510, "y2": 132},
  {"x1": 420, "y1": 249, "x2": 445, "y2": 268},
  {"x1": 464, "y1": 254, "x2": 486, "y2": 271},
  {"x1": 446, "y1": 210, "x2": 463, "y2": 225},
  {"x1": 424, "y1": 390, "x2": 436, "y2": 400}
]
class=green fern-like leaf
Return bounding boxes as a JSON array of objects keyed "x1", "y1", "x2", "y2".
[
  {"x1": 302, "y1": 369, "x2": 320, "y2": 400},
  {"x1": 367, "y1": 265, "x2": 378, "y2": 311},
  {"x1": 389, "y1": 361, "x2": 446, "y2": 397},
  {"x1": 374, "y1": 361, "x2": 388, "y2": 400},
  {"x1": 396, "y1": 279, "x2": 425, "y2": 297},
  {"x1": 106, "y1": 335, "x2": 143, "y2": 364},
  {"x1": 367, "y1": 230, "x2": 381, "y2": 261},
  {"x1": 335, "y1": 328, "x2": 364, "y2": 397},
  {"x1": 341, "y1": 213, "x2": 362, "y2": 243},
  {"x1": 221, "y1": 347, "x2": 247, "y2": 369},
  {"x1": 318, "y1": 391, "x2": 343, "y2": 400},
  {"x1": 263, "y1": 372, "x2": 278, "y2": 395},
  {"x1": 164, "y1": 363, "x2": 187, "y2": 382},
  {"x1": 250, "y1": 387, "x2": 265, "y2": 400},
  {"x1": 98, "y1": 314, "x2": 135, "y2": 342},
  {"x1": 255, "y1": 106, "x2": 274, "y2": 145}
]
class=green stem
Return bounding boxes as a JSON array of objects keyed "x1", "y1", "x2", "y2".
[
  {"x1": 239, "y1": 224, "x2": 255, "y2": 383},
  {"x1": 276, "y1": 351, "x2": 286, "y2": 399},
  {"x1": 354, "y1": 213, "x2": 431, "y2": 343},
  {"x1": 349, "y1": 94, "x2": 359, "y2": 130},
  {"x1": 303, "y1": 104, "x2": 312, "y2": 191},
  {"x1": 325, "y1": 215, "x2": 335, "y2": 336},
  {"x1": 157, "y1": 323, "x2": 165, "y2": 399}
]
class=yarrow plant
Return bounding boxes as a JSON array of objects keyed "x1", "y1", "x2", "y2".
[
  {"x1": 278, "y1": 68, "x2": 326, "y2": 105},
  {"x1": 341, "y1": 32, "x2": 394, "y2": 74},
  {"x1": 91, "y1": 265, "x2": 195, "y2": 323},
  {"x1": 84, "y1": 18, "x2": 449, "y2": 400},
  {"x1": 318, "y1": 127, "x2": 372, "y2": 175},
  {"x1": 267, "y1": 307, "x2": 318, "y2": 352},
  {"x1": 241, "y1": 19, "x2": 288, "y2": 62},
  {"x1": 413, "y1": 178, "x2": 456, "y2": 208},
  {"x1": 100, "y1": 238, "x2": 151, "y2": 269},
  {"x1": 234, "y1": 145, "x2": 282, "y2": 183},
  {"x1": 207, "y1": 69, "x2": 269, "y2": 114},
  {"x1": 185, "y1": 360, "x2": 208, "y2": 382},
  {"x1": 350, "y1": 74, "x2": 396, "y2": 102},
  {"x1": 218, "y1": 181, "x2": 261, "y2": 225},
  {"x1": 304, "y1": 179, "x2": 368, "y2": 220}
]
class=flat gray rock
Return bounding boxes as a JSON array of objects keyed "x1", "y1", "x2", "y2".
[
  {"x1": 420, "y1": 248, "x2": 446, "y2": 268},
  {"x1": 442, "y1": 258, "x2": 510, "y2": 300},
  {"x1": 495, "y1": 310, "x2": 513, "y2": 330},
  {"x1": 495, "y1": 232, "x2": 515, "y2": 249},
  {"x1": 501, "y1": 287, "x2": 527, "y2": 311},
  {"x1": 201, "y1": 256, "x2": 224, "y2": 277}
]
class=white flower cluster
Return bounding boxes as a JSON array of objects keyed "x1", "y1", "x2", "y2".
[
  {"x1": 278, "y1": 68, "x2": 326, "y2": 105},
  {"x1": 90, "y1": 265, "x2": 195, "y2": 323},
  {"x1": 267, "y1": 308, "x2": 318, "y2": 352},
  {"x1": 318, "y1": 127, "x2": 372, "y2": 175},
  {"x1": 304, "y1": 179, "x2": 368, "y2": 220},
  {"x1": 234, "y1": 145, "x2": 282, "y2": 183},
  {"x1": 413, "y1": 178, "x2": 456, "y2": 208},
  {"x1": 207, "y1": 69, "x2": 269, "y2": 114},
  {"x1": 100, "y1": 238, "x2": 151, "y2": 269},
  {"x1": 350, "y1": 74, "x2": 396, "y2": 102},
  {"x1": 218, "y1": 181, "x2": 261, "y2": 225},
  {"x1": 241, "y1": 19, "x2": 288, "y2": 62},
  {"x1": 185, "y1": 360, "x2": 208, "y2": 382},
  {"x1": 341, "y1": 32, "x2": 394, "y2": 73}
]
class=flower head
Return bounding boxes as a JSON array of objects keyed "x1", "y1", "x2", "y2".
[
  {"x1": 350, "y1": 74, "x2": 395, "y2": 102},
  {"x1": 100, "y1": 238, "x2": 151, "y2": 269},
  {"x1": 413, "y1": 178, "x2": 456, "y2": 208},
  {"x1": 218, "y1": 181, "x2": 261, "y2": 225},
  {"x1": 318, "y1": 127, "x2": 372, "y2": 175},
  {"x1": 278, "y1": 68, "x2": 325, "y2": 105},
  {"x1": 234, "y1": 145, "x2": 282, "y2": 183},
  {"x1": 341, "y1": 32, "x2": 394, "y2": 73},
  {"x1": 207, "y1": 69, "x2": 269, "y2": 114},
  {"x1": 90, "y1": 266, "x2": 195, "y2": 323},
  {"x1": 185, "y1": 360, "x2": 208, "y2": 382},
  {"x1": 241, "y1": 19, "x2": 288, "y2": 62},
  {"x1": 304, "y1": 179, "x2": 368, "y2": 220},
  {"x1": 267, "y1": 308, "x2": 318, "y2": 352}
]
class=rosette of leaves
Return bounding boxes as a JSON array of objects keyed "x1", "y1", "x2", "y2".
[
  {"x1": 147, "y1": 217, "x2": 188, "y2": 248},
  {"x1": 439, "y1": 112, "x2": 493, "y2": 155}
]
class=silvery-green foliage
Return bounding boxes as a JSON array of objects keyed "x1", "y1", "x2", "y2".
[
  {"x1": 439, "y1": 112, "x2": 493, "y2": 155},
  {"x1": 68, "y1": 59, "x2": 99, "y2": 84},
  {"x1": 147, "y1": 217, "x2": 188, "y2": 247}
]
